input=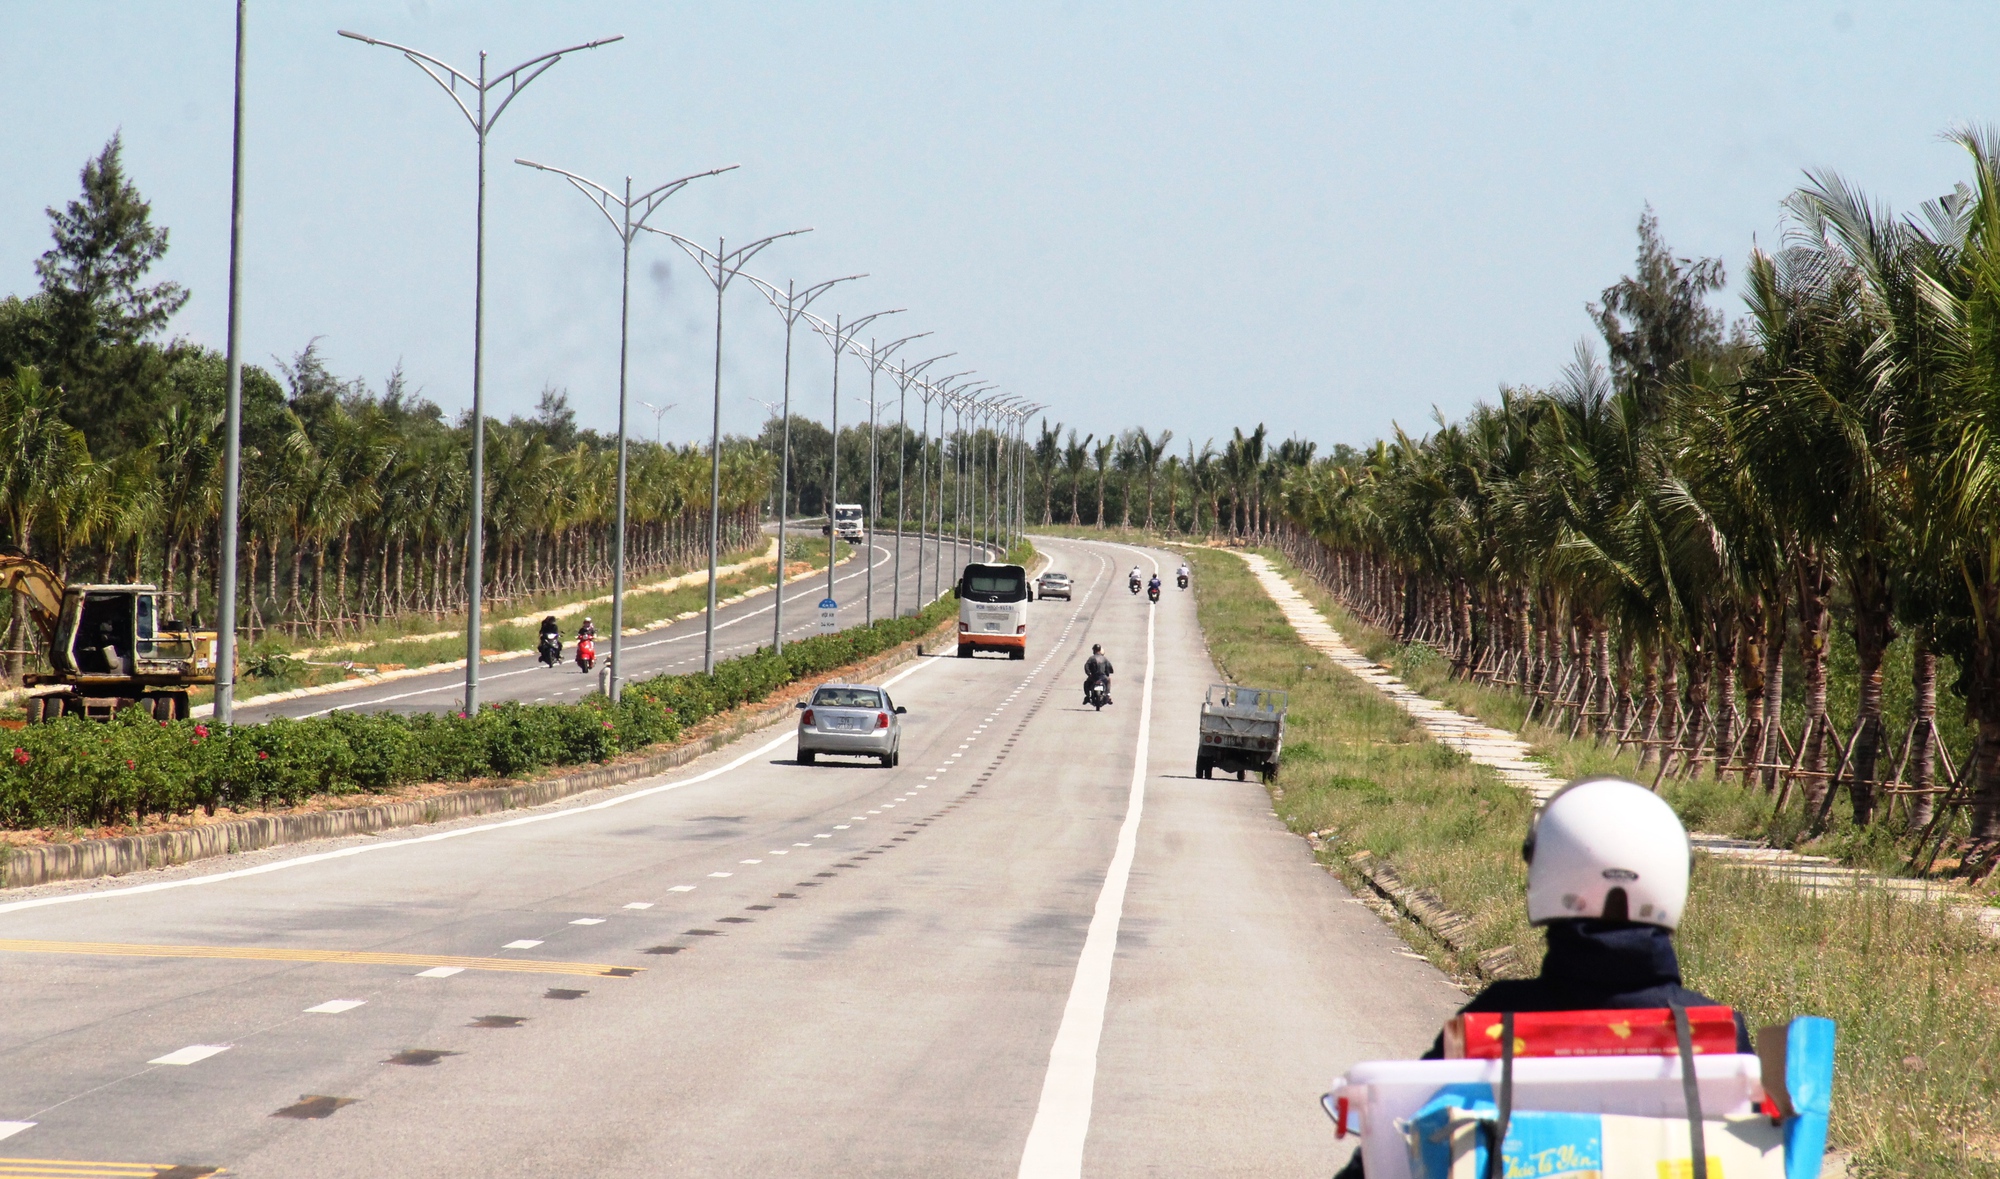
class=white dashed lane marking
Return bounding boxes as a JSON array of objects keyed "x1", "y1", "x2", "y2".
[
  {"x1": 570, "y1": 918, "x2": 605, "y2": 926},
  {"x1": 670, "y1": 885, "x2": 696, "y2": 892},
  {"x1": 305, "y1": 999, "x2": 366, "y2": 1014},
  {"x1": 417, "y1": 966, "x2": 464, "y2": 978},
  {"x1": 150, "y1": 1044, "x2": 231, "y2": 1066},
  {"x1": 503, "y1": 940, "x2": 543, "y2": 950}
]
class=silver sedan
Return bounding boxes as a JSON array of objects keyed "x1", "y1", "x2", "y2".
[{"x1": 796, "y1": 683, "x2": 906, "y2": 767}]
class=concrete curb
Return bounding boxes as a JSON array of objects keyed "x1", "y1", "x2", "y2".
[{"x1": 2, "y1": 614, "x2": 957, "y2": 890}]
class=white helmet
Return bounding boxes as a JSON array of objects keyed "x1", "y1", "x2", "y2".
[{"x1": 1524, "y1": 776, "x2": 1690, "y2": 929}]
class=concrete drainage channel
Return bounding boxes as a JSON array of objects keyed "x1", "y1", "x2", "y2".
[{"x1": 0, "y1": 619, "x2": 957, "y2": 892}]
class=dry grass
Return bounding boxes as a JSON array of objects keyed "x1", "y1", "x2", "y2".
[{"x1": 1187, "y1": 546, "x2": 2000, "y2": 1179}]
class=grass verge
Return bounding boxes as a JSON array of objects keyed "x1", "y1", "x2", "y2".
[{"x1": 1184, "y1": 545, "x2": 2000, "y2": 1179}]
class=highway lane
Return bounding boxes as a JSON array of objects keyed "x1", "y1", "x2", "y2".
[
  {"x1": 234, "y1": 532, "x2": 996, "y2": 723},
  {"x1": 0, "y1": 535, "x2": 1464, "y2": 1176}
]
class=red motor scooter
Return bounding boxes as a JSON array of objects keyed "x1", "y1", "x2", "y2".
[{"x1": 575, "y1": 633, "x2": 596, "y2": 673}]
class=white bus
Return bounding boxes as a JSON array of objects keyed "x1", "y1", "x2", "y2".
[
  {"x1": 956, "y1": 562, "x2": 1029, "y2": 660},
  {"x1": 830, "y1": 503, "x2": 865, "y2": 542}
]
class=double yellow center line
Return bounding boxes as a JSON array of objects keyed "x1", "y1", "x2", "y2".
[{"x1": 0, "y1": 939, "x2": 641, "y2": 979}]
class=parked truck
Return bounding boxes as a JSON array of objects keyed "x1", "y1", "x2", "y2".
[{"x1": 2, "y1": 554, "x2": 224, "y2": 722}]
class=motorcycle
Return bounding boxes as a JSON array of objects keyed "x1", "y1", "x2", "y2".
[
  {"x1": 1147, "y1": 583, "x2": 1161, "y2": 603},
  {"x1": 1128, "y1": 576, "x2": 1141, "y2": 595},
  {"x1": 575, "y1": 634, "x2": 596, "y2": 673},
  {"x1": 1176, "y1": 573, "x2": 1189, "y2": 590},
  {"x1": 1086, "y1": 678, "x2": 1111, "y2": 711},
  {"x1": 538, "y1": 632, "x2": 563, "y2": 667}
]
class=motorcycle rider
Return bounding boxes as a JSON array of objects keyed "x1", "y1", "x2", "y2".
[
  {"x1": 538, "y1": 615, "x2": 562, "y2": 663},
  {"x1": 1330, "y1": 776, "x2": 1750, "y2": 1178},
  {"x1": 1176, "y1": 562, "x2": 1190, "y2": 587},
  {"x1": 1083, "y1": 643, "x2": 1114, "y2": 706},
  {"x1": 1147, "y1": 573, "x2": 1162, "y2": 598},
  {"x1": 578, "y1": 616, "x2": 597, "y2": 642},
  {"x1": 1128, "y1": 566, "x2": 1142, "y2": 592}
]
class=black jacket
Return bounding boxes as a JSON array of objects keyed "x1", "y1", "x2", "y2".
[
  {"x1": 1333, "y1": 921, "x2": 1747, "y2": 1178},
  {"x1": 1084, "y1": 654, "x2": 1114, "y2": 681}
]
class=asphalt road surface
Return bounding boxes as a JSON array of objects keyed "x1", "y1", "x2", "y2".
[
  {"x1": 0, "y1": 535, "x2": 1466, "y2": 1177},
  {"x1": 233, "y1": 533, "x2": 990, "y2": 723}
]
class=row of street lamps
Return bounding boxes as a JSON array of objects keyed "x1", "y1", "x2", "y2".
[{"x1": 209, "y1": 12, "x2": 1042, "y2": 720}]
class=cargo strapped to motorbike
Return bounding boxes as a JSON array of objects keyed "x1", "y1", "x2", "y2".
[{"x1": 1324, "y1": 1008, "x2": 1835, "y2": 1179}]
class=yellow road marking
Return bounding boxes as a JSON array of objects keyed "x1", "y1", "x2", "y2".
[
  {"x1": 0, "y1": 1161, "x2": 216, "y2": 1178},
  {"x1": 0, "y1": 940, "x2": 640, "y2": 979}
]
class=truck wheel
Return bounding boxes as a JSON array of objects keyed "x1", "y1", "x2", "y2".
[
  {"x1": 172, "y1": 692, "x2": 190, "y2": 720},
  {"x1": 1236, "y1": 768, "x2": 1247, "y2": 781},
  {"x1": 1195, "y1": 758, "x2": 1210, "y2": 779},
  {"x1": 23, "y1": 697, "x2": 42, "y2": 725},
  {"x1": 147, "y1": 696, "x2": 169, "y2": 721}
]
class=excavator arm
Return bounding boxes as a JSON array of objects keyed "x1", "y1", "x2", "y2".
[{"x1": 0, "y1": 554, "x2": 65, "y2": 652}]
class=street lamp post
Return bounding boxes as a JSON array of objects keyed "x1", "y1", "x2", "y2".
[
  {"x1": 926, "y1": 375, "x2": 977, "y2": 597},
  {"x1": 339, "y1": 27, "x2": 621, "y2": 712},
  {"x1": 745, "y1": 274, "x2": 864, "y2": 654},
  {"x1": 887, "y1": 353, "x2": 952, "y2": 616},
  {"x1": 851, "y1": 332, "x2": 929, "y2": 625},
  {"x1": 639, "y1": 400, "x2": 675, "y2": 444},
  {"x1": 514, "y1": 158, "x2": 733, "y2": 700},
  {"x1": 805, "y1": 309, "x2": 903, "y2": 616},
  {"x1": 214, "y1": 0, "x2": 248, "y2": 724},
  {"x1": 652, "y1": 229, "x2": 812, "y2": 673},
  {"x1": 915, "y1": 371, "x2": 970, "y2": 604}
]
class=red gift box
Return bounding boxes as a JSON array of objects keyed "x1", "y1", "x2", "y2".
[{"x1": 1443, "y1": 1006, "x2": 1738, "y2": 1059}]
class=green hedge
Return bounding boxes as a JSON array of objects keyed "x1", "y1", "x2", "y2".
[{"x1": 0, "y1": 593, "x2": 959, "y2": 831}]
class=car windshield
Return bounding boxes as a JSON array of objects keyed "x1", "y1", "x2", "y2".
[
  {"x1": 813, "y1": 687, "x2": 883, "y2": 708},
  {"x1": 1042, "y1": 573, "x2": 1068, "y2": 581}
]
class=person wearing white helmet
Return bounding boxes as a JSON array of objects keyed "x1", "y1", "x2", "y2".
[{"x1": 1332, "y1": 776, "x2": 1748, "y2": 1178}]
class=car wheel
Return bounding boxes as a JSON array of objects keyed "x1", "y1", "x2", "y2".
[
  {"x1": 879, "y1": 752, "x2": 895, "y2": 768},
  {"x1": 798, "y1": 749, "x2": 816, "y2": 765}
]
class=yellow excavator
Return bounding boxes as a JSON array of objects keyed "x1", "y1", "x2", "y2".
[{"x1": 1, "y1": 554, "x2": 225, "y2": 723}]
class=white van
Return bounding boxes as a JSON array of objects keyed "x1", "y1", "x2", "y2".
[{"x1": 956, "y1": 563, "x2": 1029, "y2": 659}]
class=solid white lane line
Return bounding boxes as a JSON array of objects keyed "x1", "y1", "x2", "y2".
[
  {"x1": 1018, "y1": 545, "x2": 1159, "y2": 1179},
  {"x1": 416, "y1": 966, "x2": 463, "y2": 978},
  {"x1": 0, "y1": 645, "x2": 946, "y2": 917},
  {"x1": 502, "y1": 939, "x2": 544, "y2": 949},
  {"x1": 304, "y1": 999, "x2": 366, "y2": 1014},
  {"x1": 150, "y1": 1044, "x2": 231, "y2": 1066},
  {"x1": 569, "y1": 918, "x2": 605, "y2": 925}
]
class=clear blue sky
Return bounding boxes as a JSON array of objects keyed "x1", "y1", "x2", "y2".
[{"x1": 4, "y1": 3, "x2": 1998, "y2": 455}]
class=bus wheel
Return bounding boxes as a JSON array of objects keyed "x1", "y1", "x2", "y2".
[
  {"x1": 1010, "y1": 647, "x2": 1026, "y2": 661},
  {"x1": 957, "y1": 644, "x2": 972, "y2": 658}
]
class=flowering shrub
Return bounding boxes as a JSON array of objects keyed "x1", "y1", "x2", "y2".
[{"x1": 0, "y1": 594, "x2": 954, "y2": 831}]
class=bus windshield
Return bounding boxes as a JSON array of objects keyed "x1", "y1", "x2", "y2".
[{"x1": 959, "y1": 564, "x2": 1028, "y2": 603}]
